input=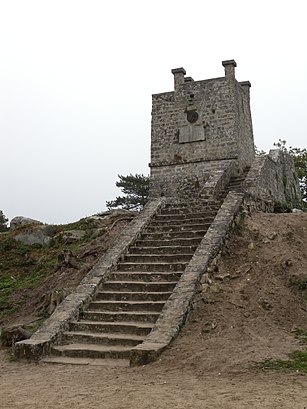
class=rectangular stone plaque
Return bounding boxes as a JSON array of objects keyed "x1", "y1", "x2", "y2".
[{"x1": 179, "y1": 125, "x2": 205, "y2": 143}]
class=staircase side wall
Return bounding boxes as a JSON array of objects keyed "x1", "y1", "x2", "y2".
[
  {"x1": 13, "y1": 199, "x2": 164, "y2": 361},
  {"x1": 200, "y1": 159, "x2": 237, "y2": 199},
  {"x1": 130, "y1": 192, "x2": 244, "y2": 366},
  {"x1": 149, "y1": 159, "x2": 234, "y2": 199}
]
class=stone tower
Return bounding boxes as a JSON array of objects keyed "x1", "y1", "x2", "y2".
[{"x1": 149, "y1": 60, "x2": 255, "y2": 199}]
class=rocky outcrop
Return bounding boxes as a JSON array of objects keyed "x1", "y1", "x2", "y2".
[
  {"x1": 10, "y1": 216, "x2": 42, "y2": 230},
  {"x1": 14, "y1": 228, "x2": 51, "y2": 246}
]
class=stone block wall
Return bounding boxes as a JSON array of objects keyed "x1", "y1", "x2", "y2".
[
  {"x1": 149, "y1": 61, "x2": 255, "y2": 199},
  {"x1": 149, "y1": 159, "x2": 234, "y2": 199},
  {"x1": 236, "y1": 81, "x2": 255, "y2": 168}
]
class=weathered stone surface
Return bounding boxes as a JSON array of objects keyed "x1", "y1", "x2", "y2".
[
  {"x1": 292, "y1": 208, "x2": 303, "y2": 213},
  {"x1": 130, "y1": 192, "x2": 243, "y2": 365},
  {"x1": 14, "y1": 199, "x2": 164, "y2": 361},
  {"x1": 244, "y1": 149, "x2": 301, "y2": 207},
  {"x1": 149, "y1": 61, "x2": 301, "y2": 208},
  {"x1": 14, "y1": 228, "x2": 51, "y2": 246},
  {"x1": 130, "y1": 342, "x2": 168, "y2": 366},
  {"x1": 149, "y1": 61, "x2": 255, "y2": 199},
  {"x1": 13, "y1": 61, "x2": 303, "y2": 366},
  {"x1": 10, "y1": 216, "x2": 42, "y2": 230},
  {"x1": 90, "y1": 209, "x2": 136, "y2": 221},
  {"x1": 58, "y1": 229, "x2": 86, "y2": 242}
]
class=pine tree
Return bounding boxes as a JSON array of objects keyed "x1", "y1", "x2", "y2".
[
  {"x1": 106, "y1": 174, "x2": 149, "y2": 211},
  {"x1": 0, "y1": 210, "x2": 9, "y2": 232}
]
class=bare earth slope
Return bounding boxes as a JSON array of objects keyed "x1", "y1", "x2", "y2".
[{"x1": 1, "y1": 212, "x2": 307, "y2": 408}]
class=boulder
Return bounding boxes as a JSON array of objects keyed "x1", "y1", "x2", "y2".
[
  {"x1": 10, "y1": 216, "x2": 42, "y2": 230},
  {"x1": 14, "y1": 228, "x2": 51, "y2": 246},
  {"x1": 57, "y1": 229, "x2": 86, "y2": 243},
  {"x1": 93, "y1": 209, "x2": 136, "y2": 219},
  {"x1": 292, "y1": 208, "x2": 303, "y2": 213}
]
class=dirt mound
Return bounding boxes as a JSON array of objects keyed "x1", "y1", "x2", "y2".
[
  {"x1": 157, "y1": 212, "x2": 307, "y2": 374},
  {"x1": 0, "y1": 212, "x2": 307, "y2": 409},
  {"x1": 0, "y1": 211, "x2": 134, "y2": 331}
]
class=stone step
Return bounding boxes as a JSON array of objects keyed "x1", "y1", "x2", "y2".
[
  {"x1": 134, "y1": 237, "x2": 202, "y2": 247},
  {"x1": 159, "y1": 208, "x2": 218, "y2": 216},
  {"x1": 228, "y1": 186, "x2": 242, "y2": 190},
  {"x1": 51, "y1": 344, "x2": 132, "y2": 360},
  {"x1": 70, "y1": 320, "x2": 153, "y2": 336},
  {"x1": 228, "y1": 187, "x2": 243, "y2": 192},
  {"x1": 109, "y1": 270, "x2": 182, "y2": 281},
  {"x1": 149, "y1": 217, "x2": 213, "y2": 226},
  {"x1": 155, "y1": 212, "x2": 216, "y2": 221},
  {"x1": 117, "y1": 261, "x2": 187, "y2": 272},
  {"x1": 229, "y1": 176, "x2": 246, "y2": 181},
  {"x1": 42, "y1": 356, "x2": 130, "y2": 367},
  {"x1": 145, "y1": 222, "x2": 211, "y2": 233},
  {"x1": 229, "y1": 180, "x2": 243, "y2": 184},
  {"x1": 42, "y1": 197, "x2": 224, "y2": 365},
  {"x1": 94, "y1": 291, "x2": 171, "y2": 302},
  {"x1": 140, "y1": 230, "x2": 207, "y2": 240},
  {"x1": 102, "y1": 280, "x2": 178, "y2": 292},
  {"x1": 88, "y1": 293, "x2": 167, "y2": 312},
  {"x1": 81, "y1": 310, "x2": 160, "y2": 323},
  {"x1": 123, "y1": 254, "x2": 193, "y2": 263},
  {"x1": 61, "y1": 331, "x2": 145, "y2": 346},
  {"x1": 163, "y1": 200, "x2": 220, "y2": 208},
  {"x1": 128, "y1": 245, "x2": 197, "y2": 255},
  {"x1": 88, "y1": 293, "x2": 166, "y2": 312}
]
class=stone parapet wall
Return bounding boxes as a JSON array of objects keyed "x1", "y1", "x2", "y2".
[
  {"x1": 200, "y1": 160, "x2": 236, "y2": 199},
  {"x1": 130, "y1": 192, "x2": 244, "y2": 366},
  {"x1": 149, "y1": 159, "x2": 234, "y2": 199},
  {"x1": 14, "y1": 199, "x2": 164, "y2": 361}
]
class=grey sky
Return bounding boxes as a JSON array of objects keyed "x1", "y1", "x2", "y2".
[{"x1": 1, "y1": 0, "x2": 306, "y2": 224}]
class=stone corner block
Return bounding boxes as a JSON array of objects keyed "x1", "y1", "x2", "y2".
[
  {"x1": 13, "y1": 338, "x2": 51, "y2": 361},
  {"x1": 130, "y1": 342, "x2": 168, "y2": 366}
]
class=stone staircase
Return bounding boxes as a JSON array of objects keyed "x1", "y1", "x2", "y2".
[
  {"x1": 227, "y1": 168, "x2": 249, "y2": 193},
  {"x1": 42, "y1": 200, "x2": 220, "y2": 364},
  {"x1": 42, "y1": 174, "x2": 248, "y2": 365}
]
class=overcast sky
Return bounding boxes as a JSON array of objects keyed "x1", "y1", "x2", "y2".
[{"x1": 1, "y1": 0, "x2": 306, "y2": 224}]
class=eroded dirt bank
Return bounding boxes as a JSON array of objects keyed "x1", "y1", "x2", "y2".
[{"x1": 1, "y1": 212, "x2": 307, "y2": 408}]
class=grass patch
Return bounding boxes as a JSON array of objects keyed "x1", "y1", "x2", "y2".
[
  {"x1": 289, "y1": 275, "x2": 307, "y2": 291},
  {"x1": 261, "y1": 350, "x2": 307, "y2": 373},
  {"x1": 293, "y1": 328, "x2": 307, "y2": 344},
  {"x1": 0, "y1": 218, "x2": 105, "y2": 320}
]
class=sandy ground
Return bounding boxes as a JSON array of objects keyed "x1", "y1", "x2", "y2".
[
  {"x1": 1, "y1": 349, "x2": 306, "y2": 409},
  {"x1": 1, "y1": 212, "x2": 307, "y2": 408}
]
